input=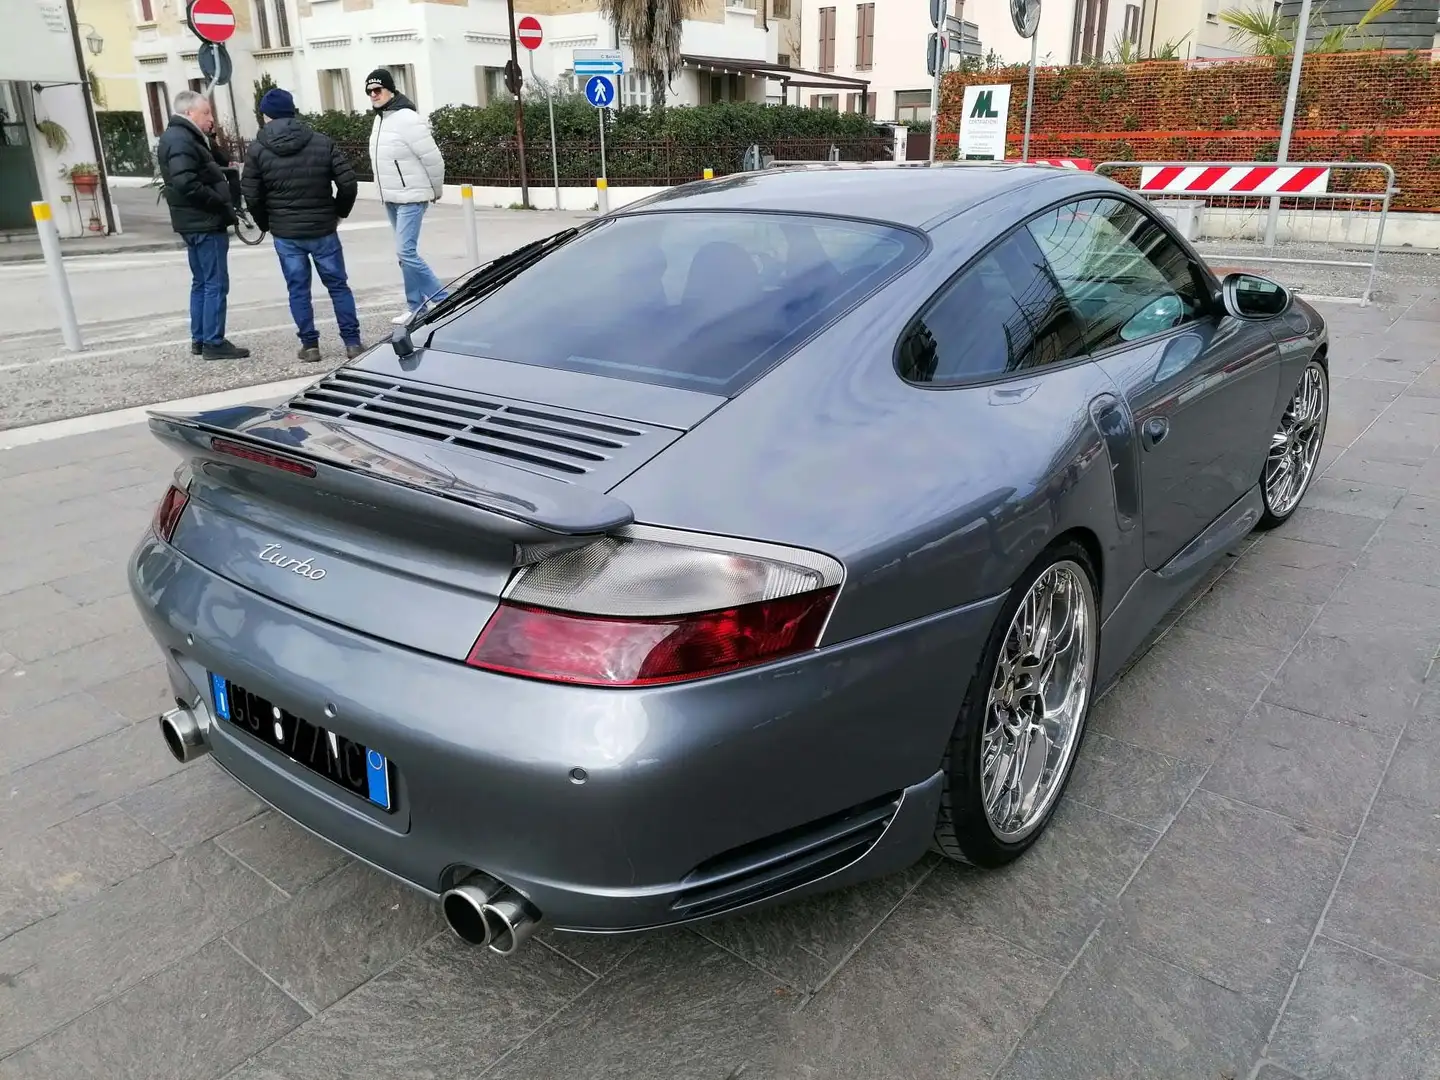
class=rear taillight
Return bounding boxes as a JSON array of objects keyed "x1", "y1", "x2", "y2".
[
  {"x1": 466, "y1": 528, "x2": 844, "y2": 687},
  {"x1": 153, "y1": 484, "x2": 189, "y2": 543},
  {"x1": 210, "y1": 437, "x2": 316, "y2": 477}
]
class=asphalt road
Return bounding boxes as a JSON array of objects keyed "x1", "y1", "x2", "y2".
[{"x1": 0, "y1": 188, "x2": 590, "y2": 430}]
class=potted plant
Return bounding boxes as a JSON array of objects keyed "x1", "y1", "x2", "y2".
[{"x1": 66, "y1": 162, "x2": 100, "y2": 194}]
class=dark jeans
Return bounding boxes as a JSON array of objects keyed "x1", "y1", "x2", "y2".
[
  {"x1": 183, "y1": 230, "x2": 230, "y2": 346},
  {"x1": 273, "y1": 232, "x2": 362, "y2": 347}
]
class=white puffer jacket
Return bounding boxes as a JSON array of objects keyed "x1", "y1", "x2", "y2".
[{"x1": 368, "y1": 95, "x2": 445, "y2": 204}]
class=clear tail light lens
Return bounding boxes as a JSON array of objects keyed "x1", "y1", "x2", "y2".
[
  {"x1": 153, "y1": 484, "x2": 190, "y2": 543},
  {"x1": 467, "y1": 528, "x2": 844, "y2": 687}
]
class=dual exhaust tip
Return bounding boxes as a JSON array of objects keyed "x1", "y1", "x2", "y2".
[
  {"x1": 159, "y1": 708, "x2": 540, "y2": 955},
  {"x1": 441, "y1": 872, "x2": 541, "y2": 956}
]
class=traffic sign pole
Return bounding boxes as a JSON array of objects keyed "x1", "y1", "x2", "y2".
[
  {"x1": 1021, "y1": 32, "x2": 1038, "y2": 161},
  {"x1": 598, "y1": 100, "x2": 607, "y2": 187},
  {"x1": 517, "y1": 17, "x2": 559, "y2": 209},
  {"x1": 504, "y1": 0, "x2": 530, "y2": 208},
  {"x1": 927, "y1": 0, "x2": 943, "y2": 165},
  {"x1": 1266, "y1": 0, "x2": 1312, "y2": 249}
]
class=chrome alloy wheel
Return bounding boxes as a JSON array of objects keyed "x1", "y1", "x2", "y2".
[
  {"x1": 1264, "y1": 362, "x2": 1327, "y2": 519},
  {"x1": 980, "y1": 560, "x2": 1097, "y2": 844}
]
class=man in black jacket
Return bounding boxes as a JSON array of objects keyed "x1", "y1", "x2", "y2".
[
  {"x1": 155, "y1": 89, "x2": 250, "y2": 360},
  {"x1": 243, "y1": 88, "x2": 364, "y2": 362}
]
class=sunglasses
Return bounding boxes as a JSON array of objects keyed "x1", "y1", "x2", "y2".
[{"x1": 366, "y1": 86, "x2": 386, "y2": 96}]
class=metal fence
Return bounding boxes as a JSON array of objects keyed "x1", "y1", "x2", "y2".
[
  {"x1": 1095, "y1": 160, "x2": 1399, "y2": 305},
  {"x1": 333, "y1": 136, "x2": 892, "y2": 188}
]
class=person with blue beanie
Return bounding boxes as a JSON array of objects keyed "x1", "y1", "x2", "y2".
[{"x1": 241, "y1": 87, "x2": 366, "y2": 361}]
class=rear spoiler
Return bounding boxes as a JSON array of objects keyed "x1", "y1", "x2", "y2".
[{"x1": 147, "y1": 405, "x2": 634, "y2": 543}]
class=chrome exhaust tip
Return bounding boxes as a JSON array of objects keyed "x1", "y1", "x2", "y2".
[
  {"x1": 481, "y1": 890, "x2": 541, "y2": 956},
  {"x1": 440, "y1": 872, "x2": 506, "y2": 946},
  {"x1": 159, "y1": 705, "x2": 208, "y2": 763}
]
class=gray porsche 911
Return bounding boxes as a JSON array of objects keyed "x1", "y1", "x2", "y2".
[{"x1": 129, "y1": 162, "x2": 1328, "y2": 955}]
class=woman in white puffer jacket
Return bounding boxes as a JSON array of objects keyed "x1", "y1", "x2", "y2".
[{"x1": 365, "y1": 68, "x2": 448, "y2": 321}]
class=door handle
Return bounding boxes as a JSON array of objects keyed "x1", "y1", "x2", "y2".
[{"x1": 1142, "y1": 417, "x2": 1169, "y2": 449}]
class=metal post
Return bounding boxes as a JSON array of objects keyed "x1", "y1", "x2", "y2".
[
  {"x1": 1364, "y1": 174, "x2": 1396, "y2": 307},
  {"x1": 927, "y1": 38, "x2": 942, "y2": 164},
  {"x1": 505, "y1": 0, "x2": 530, "y2": 208},
  {"x1": 1021, "y1": 31, "x2": 1039, "y2": 162},
  {"x1": 460, "y1": 184, "x2": 479, "y2": 267},
  {"x1": 33, "y1": 202, "x2": 82, "y2": 352},
  {"x1": 65, "y1": 0, "x2": 115, "y2": 235},
  {"x1": 596, "y1": 176, "x2": 609, "y2": 214},
  {"x1": 527, "y1": 51, "x2": 560, "y2": 210},
  {"x1": 598, "y1": 103, "x2": 608, "y2": 185},
  {"x1": 1265, "y1": 0, "x2": 1312, "y2": 249}
]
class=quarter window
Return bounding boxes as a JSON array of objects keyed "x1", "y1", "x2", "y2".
[
  {"x1": 1027, "y1": 197, "x2": 1203, "y2": 352},
  {"x1": 897, "y1": 229, "x2": 1088, "y2": 385}
]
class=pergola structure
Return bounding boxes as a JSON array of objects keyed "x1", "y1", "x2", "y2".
[{"x1": 680, "y1": 54, "x2": 873, "y2": 114}]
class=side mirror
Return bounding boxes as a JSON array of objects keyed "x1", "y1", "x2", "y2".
[{"x1": 1221, "y1": 272, "x2": 1291, "y2": 320}]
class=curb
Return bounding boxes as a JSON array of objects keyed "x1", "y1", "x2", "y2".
[{"x1": 0, "y1": 240, "x2": 185, "y2": 264}]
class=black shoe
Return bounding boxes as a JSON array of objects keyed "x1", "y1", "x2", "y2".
[
  {"x1": 201, "y1": 339, "x2": 251, "y2": 360},
  {"x1": 344, "y1": 342, "x2": 367, "y2": 360},
  {"x1": 298, "y1": 344, "x2": 322, "y2": 363},
  {"x1": 190, "y1": 340, "x2": 202, "y2": 356}
]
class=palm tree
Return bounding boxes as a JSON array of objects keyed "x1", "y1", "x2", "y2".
[
  {"x1": 1220, "y1": 0, "x2": 1397, "y2": 56},
  {"x1": 598, "y1": 0, "x2": 704, "y2": 108}
]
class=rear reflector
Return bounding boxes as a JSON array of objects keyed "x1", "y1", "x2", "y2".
[
  {"x1": 210, "y1": 437, "x2": 316, "y2": 477},
  {"x1": 153, "y1": 484, "x2": 189, "y2": 543},
  {"x1": 466, "y1": 589, "x2": 838, "y2": 687}
]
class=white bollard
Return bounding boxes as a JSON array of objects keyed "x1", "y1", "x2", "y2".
[
  {"x1": 596, "y1": 177, "x2": 609, "y2": 215},
  {"x1": 33, "y1": 202, "x2": 82, "y2": 352},
  {"x1": 460, "y1": 184, "x2": 480, "y2": 268}
]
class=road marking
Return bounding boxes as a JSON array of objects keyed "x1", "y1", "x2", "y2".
[
  {"x1": 0, "y1": 376, "x2": 319, "y2": 450},
  {"x1": 0, "y1": 302, "x2": 401, "y2": 371}
]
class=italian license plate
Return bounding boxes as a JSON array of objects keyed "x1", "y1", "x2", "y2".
[{"x1": 209, "y1": 673, "x2": 394, "y2": 812}]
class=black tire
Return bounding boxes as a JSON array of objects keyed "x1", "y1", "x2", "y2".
[
  {"x1": 233, "y1": 212, "x2": 267, "y2": 247},
  {"x1": 1257, "y1": 358, "x2": 1329, "y2": 530},
  {"x1": 932, "y1": 541, "x2": 1100, "y2": 868}
]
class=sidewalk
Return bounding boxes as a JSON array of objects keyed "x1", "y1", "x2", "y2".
[{"x1": 0, "y1": 184, "x2": 183, "y2": 264}]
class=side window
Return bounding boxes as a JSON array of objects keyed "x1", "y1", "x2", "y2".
[
  {"x1": 898, "y1": 228, "x2": 1089, "y2": 385},
  {"x1": 1027, "y1": 198, "x2": 1204, "y2": 352}
]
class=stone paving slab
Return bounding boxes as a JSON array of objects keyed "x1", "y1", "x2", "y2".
[{"x1": 1, "y1": 293, "x2": 1439, "y2": 1079}]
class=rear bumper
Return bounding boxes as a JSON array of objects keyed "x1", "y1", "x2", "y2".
[{"x1": 129, "y1": 534, "x2": 1001, "y2": 932}]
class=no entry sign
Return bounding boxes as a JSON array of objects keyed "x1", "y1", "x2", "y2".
[
  {"x1": 516, "y1": 16, "x2": 543, "y2": 50},
  {"x1": 187, "y1": 0, "x2": 236, "y2": 43}
]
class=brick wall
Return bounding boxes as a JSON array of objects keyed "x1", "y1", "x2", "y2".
[{"x1": 938, "y1": 51, "x2": 1440, "y2": 211}]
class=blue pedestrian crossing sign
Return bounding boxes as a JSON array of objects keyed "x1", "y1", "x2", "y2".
[{"x1": 585, "y1": 75, "x2": 615, "y2": 109}]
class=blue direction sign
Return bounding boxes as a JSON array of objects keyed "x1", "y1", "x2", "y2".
[
  {"x1": 584, "y1": 75, "x2": 616, "y2": 109},
  {"x1": 574, "y1": 48, "x2": 624, "y2": 76}
]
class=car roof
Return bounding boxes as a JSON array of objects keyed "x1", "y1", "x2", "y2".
[{"x1": 615, "y1": 162, "x2": 1082, "y2": 231}]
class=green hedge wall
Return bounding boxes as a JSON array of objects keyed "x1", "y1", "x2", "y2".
[
  {"x1": 308, "y1": 100, "x2": 889, "y2": 185},
  {"x1": 96, "y1": 111, "x2": 154, "y2": 177}
]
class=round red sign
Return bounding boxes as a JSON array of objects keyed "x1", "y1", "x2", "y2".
[
  {"x1": 188, "y1": 0, "x2": 236, "y2": 43},
  {"x1": 516, "y1": 16, "x2": 543, "y2": 50}
]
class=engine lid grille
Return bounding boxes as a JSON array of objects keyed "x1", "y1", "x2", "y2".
[{"x1": 288, "y1": 369, "x2": 681, "y2": 488}]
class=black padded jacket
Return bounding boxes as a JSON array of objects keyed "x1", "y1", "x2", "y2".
[{"x1": 240, "y1": 117, "x2": 358, "y2": 240}]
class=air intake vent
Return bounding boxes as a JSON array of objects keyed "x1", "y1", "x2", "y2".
[
  {"x1": 670, "y1": 792, "x2": 901, "y2": 919},
  {"x1": 289, "y1": 370, "x2": 679, "y2": 487}
]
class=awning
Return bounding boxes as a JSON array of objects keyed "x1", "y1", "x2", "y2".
[
  {"x1": 1, "y1": 0, "x2": 81, "y2": 85},
  {"x1": 681, "y1": 54, "x2": 871, "y2": 92}
]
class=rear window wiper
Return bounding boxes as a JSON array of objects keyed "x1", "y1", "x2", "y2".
[{"x1": 410, "y1": 227, "x2": 582, "y2": 330}]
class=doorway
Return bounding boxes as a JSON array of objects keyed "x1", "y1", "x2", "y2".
[{"x1": 0, "y1": 83, "x2": 44, "y2": 232}]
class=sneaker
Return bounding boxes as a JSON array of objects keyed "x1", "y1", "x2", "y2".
[
  {"x1": 190, "y1": 340, "x2": 202, "y2": 356},
  {"x1": 201, "y1": 339, "x2": 251, "y2": 360},
  {"x1": 297, "y1": 344, "x2": 322, "y2": 363},
  {"x1": 390, "y1": 310, "x2": 413, "y2": 326},
  {"x1": 344, "y1": 343, "x2": 367, "y2": 360}
]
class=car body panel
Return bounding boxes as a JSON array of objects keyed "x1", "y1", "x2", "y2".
[{"x1": 128, "y1": 163, "x2": 1329, "y2": 935}]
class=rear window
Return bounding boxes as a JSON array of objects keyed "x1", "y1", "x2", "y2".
[{"x1": 426, "y1": 211, "x2": 924, "y2": 396}]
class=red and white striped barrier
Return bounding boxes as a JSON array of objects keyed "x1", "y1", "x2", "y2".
[
  {"x1": 1139, "y1": 164, "x2": 1331, "y2": 195},
  {"x1": 1010, "y1": 158, "x2": 1095, "y2": 170}
]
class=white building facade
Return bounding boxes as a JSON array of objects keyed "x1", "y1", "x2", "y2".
[
  {"x1": 797, "y1": 0, "x2": 1168, "y2": 125},
  {"x1": 122, "y1": 0, "x2": 817, "y2": 144}
]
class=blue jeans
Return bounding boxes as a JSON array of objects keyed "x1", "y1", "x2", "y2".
[
  {"x1": 384, "y1": 201, "x2": 448, "y2": 311},
  {"x1": 273, "y1": 233, "x2": 362, "y2": 347},
  {"x1": 183, "y1": 231, "x2": 229, "y2": 345}
]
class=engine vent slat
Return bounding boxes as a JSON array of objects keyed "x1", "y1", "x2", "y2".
[{"x1": 287, "y1": 370, "x2": 680, "y2": 485}]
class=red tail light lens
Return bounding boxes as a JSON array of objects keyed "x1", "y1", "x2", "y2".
[
  {"x1": 153, "y1": 484, "x2": 189, "y2": 543},
  {"x1": 210, "y1": 437, "x2": 316, "y2": 477},
  {"x1": 467, "y1": 588, "x2": 838, "y2": 687}
]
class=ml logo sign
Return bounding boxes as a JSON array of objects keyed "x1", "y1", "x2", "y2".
[{"x1": 970, "y1": 90, "x2": 1001, "y2": 118}]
